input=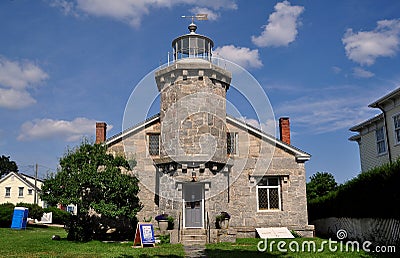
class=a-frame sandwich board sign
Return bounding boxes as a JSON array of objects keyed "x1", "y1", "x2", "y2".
[{"x1": 133, "y1": 222, "x2": 155, "y2": 248}]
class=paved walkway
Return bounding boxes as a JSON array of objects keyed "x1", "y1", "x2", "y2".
[{"x1": 183, "y1": 244, "x2": 207, "y2": 258}]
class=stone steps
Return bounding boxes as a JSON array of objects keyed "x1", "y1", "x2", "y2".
[{"x1": 181, "y1": 229, "x2": 207, "y2": 245}]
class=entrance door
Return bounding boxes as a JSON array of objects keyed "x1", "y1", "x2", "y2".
[{"x1": 183, "y1": 184, "x2": 203, "y2": 228}]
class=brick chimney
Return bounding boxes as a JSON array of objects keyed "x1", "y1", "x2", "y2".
[
  {"x1": 279, "y1": 117, "x2": 290, "y2": 145},
  {"x1": 95, "y1": 122, "x2": 107, "y2": 144}
]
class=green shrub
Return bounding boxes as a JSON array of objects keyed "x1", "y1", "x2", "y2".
[
  {"x1": 15, "y1": 203, "x2": 43, "y2": 221},
  {"x1": 65, "y1": 215, "x2": 93, "y2": 242},
  {"x1": 158, "y1": 234, "x2": 170, "y2": 244},
  {"x1": 43, "y1": 207, "x2": 72, "y2": 224},
  {"x1": 308, "y1": 158, "x2": 400, "y2": 221},
  {"x1": 0, "y1": 203, "x2": 15, "y2": 228}
]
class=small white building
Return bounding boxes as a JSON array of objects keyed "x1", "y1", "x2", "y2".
[
  {"x1": 350, "y1": 87, "x2": 400, "y2": 172},
  {"x1": 0, "y1": 172, "x2": 45, "y2": 207}
]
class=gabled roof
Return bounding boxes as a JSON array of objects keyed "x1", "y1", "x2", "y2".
[
  {"x1": 226, "y1": 115, "x2": 310, "y2": 162},
  {"x1": 349, "y1": 87, "x2": 400, "y2": 138},
  {"x1": 106, "y1": 113, "x2": 311, "y2": 162},
  {"x1": 0, "y1": 172, "x2": 42, "y2": 191},
  {"x1": 106, "y1": 113, "x2": 160, "y2": 146},
  {"x1": 369, "y1": 87, "x2": 400, "y2": 108},
  {"x1": 349, "y1": 113, "x2": 384, "y2": 132}
]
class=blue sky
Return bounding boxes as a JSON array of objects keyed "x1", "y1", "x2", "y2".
[{"x1": 1, "y1": 0, "x2": 400, "y2": 183}]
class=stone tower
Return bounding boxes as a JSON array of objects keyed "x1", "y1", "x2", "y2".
[{"x1": 155, "y1": 22, "x2": 232, "y2": 173}]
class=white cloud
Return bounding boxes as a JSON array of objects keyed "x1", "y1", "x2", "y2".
[
  {"x1": 0, "y1": 57, "x2": 48, "y2": 109},
  {"x1": 332, "y1": 66, "x2": 342, "y2": 74},
  {"x1": 273, "y1": 86, "x2": 383, "y2": 134},
  {"x1": 51, "y1": 0, "x2": 237, "y2": 27},
  {"x1": 49, "y1": 0, "x2": 79, "y2": 17},
  {"x1": 0, "y1": 88, "x2": 36, "y2": 109},
  {"x1": 214, "y1": 45, "x2": 263, "y2": 69},
  {"x1": 190, "y1": 7, "x2": 219, "y2": 21},
  {"x1": 342, "y1": 19, "x2": 400, "y2": 66},
  {"x1": 353, "y1": 67, "x2": 374, "y2": 78},
  {"x1": 18, "y1": 117, "x2": 113, "y2": 142},
  {"x1": 251, "y1": 1, "x2": 304, "y2": 47},
  {"x1": 0, "y1": 57, "x2": 48, "y2": 89}
]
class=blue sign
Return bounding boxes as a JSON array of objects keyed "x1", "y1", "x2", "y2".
[
  {"x1": 139, "y1": 224, "x2": 155, "y2": 244},
  {"x1": 133, "y1": 223, "x2": 155, "y2": 247}
]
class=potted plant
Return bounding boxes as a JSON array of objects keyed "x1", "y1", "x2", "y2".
[
  {"x1": 155, "y1": 214, "x2": 169, "y2": 231},
  {"x1": 167, "y1": 215, "x2": 174, "y2": 230},
  {"x1": 216, "y1": 211, "x2": 230, "y2": 229}
]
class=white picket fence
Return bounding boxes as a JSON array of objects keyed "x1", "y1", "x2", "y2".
[{"x1": 311, "y1": 217, "x2": 400, "y2": 247}]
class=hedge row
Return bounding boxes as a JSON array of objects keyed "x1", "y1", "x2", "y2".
[
  {"x1": 0, "y1": 203, "x2": 71, "y2": 227},
  {"x1": 308, "y1": 159, "x2": 400, "y2": 221}
]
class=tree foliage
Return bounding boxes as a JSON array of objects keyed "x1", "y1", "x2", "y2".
[
  {"x1": 306, "y1": 172, "x2": 338, "y2": 201},
  {"x1": 41, "y1": 141, "x2": 142, "y2": 241},
  {"x1": 0, "y1": 203, "x2": 15, "y2": 228},
  {"x1": 0, "y1": 155, "x2": 18, "y2": 178}
]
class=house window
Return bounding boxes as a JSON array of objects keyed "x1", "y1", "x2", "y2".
[
  {"x1": 256, "y1": 177, "x2": 281, "y2": 211},
  {"x1": 148, "y1": 133, "x2": 160, "y2": 156},
  {"x1": 376, "y1": 127, "x2": 386, "y2": 155},
  {"x1": 18, "y1": 187, "x2": 24, "y2": 197},
  {"x1": 67, "y1": 205, "x2": 75, "y2": 214},
  {"x1": 394, "y1": 114, "x2": 400, "y2": 144},
  {"x1": 28, "y1": 189, "x2": 33, "y2": 195},
  {"x1": 5, "y1": 187, "x2": 11, "y2": 197},
  {"x1": 227, "y1": 132, "x2": 238, "y2": 155}
]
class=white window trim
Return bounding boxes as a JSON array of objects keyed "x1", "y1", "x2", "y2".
[
  {"x1": 392, "y1": 113, "x2": 400, "y2": 146},
  {"x1": 5, "y1": 187, "x2": 11, "y2": 198},
  {"x1": 18, "y1": 187, "x2": 24, "y2": 197},
  {"x1": 376, "y1": 126, "x2": 387, "y2": 156},
  {"x1": 256, "y1": 184, "x2": 281, "y2": 212}
]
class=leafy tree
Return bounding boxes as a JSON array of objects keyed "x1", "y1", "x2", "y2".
[
  {"x1": 41, "y1": 140, "x2": 142, "y2": 241},
  {"x1": 0, "y1": 155, "x2": 18, "y2": 177},
  {"x1": 306, "y1": 172, "x2": 338, "y2": 201}
]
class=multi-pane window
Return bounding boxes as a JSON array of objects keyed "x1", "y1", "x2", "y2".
[
  {"x1": 5, "y1": 187, "x2": 11, "y2": 197},
  {"x1": 394, "y1": 114, "x2": 400, "y2": 144},
  {"x1": 148, "y1": 134, "x2": 160, "y2": 156},
  {"x1": 376, "y1": 127, "x2": 386, "y2": 154},
  {"x1": 18, "y1": 187, "x2": 24, "y2": 197},
  {"x1": 257, "y1": 177, "x2": 281, "y2": 211},
  {"x1": 227, "y1": 132, "x2": 237, "y2": 155}
]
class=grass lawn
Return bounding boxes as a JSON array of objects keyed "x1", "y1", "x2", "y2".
[
  {"x1": 205, "y1": 238, "x2": 395, "y2": 258},
  {"x1": 1, "y1": 227, "x2": 397, "y2": 257},
  {"x1": 0, "y1": 226, "x2": 185, "y2": 257}
]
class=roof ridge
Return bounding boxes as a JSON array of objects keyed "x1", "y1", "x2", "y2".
[
  {"x1": 106, "y1": 113, "x2": 160, "y2": 142},
  {"x1": 226, "y1": 115, "x2": 311, "y2": 157}
]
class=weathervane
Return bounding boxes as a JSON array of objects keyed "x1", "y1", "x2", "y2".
[
  {"x1": 181, "y1": 14, "x2": 208, "y2": 23},
  {"x1": 181, "y1": 14, "x2": 208, "y2": 33}
]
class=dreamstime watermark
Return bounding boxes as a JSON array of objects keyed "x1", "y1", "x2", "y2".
[{"x1": 257, "y1": 229, "x2": 396, "y2": 253}]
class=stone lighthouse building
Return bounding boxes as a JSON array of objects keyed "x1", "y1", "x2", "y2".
[{"x1": 101, "y1": 21, "x2": 314, "y2": 243}]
